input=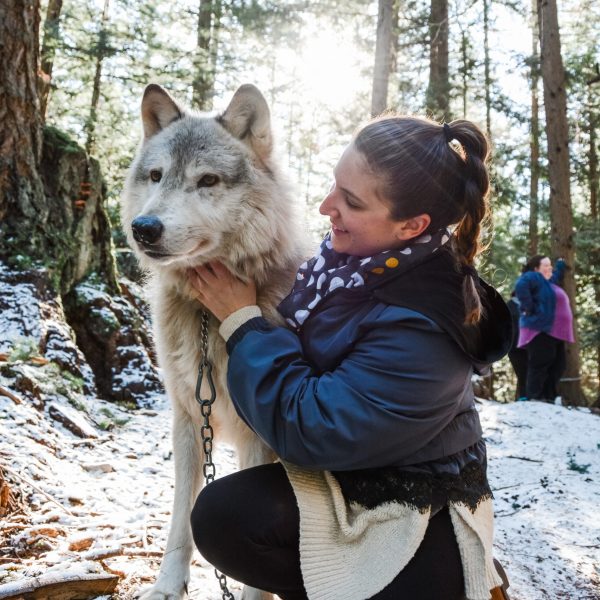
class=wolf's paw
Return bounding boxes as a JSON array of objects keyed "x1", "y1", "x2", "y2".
[
  {"x1": 136, "y1": 581, "x2": 187, "y2": 600},
  {"x1": 240, "y1": 586, "x2": 273, "y2": 600}
]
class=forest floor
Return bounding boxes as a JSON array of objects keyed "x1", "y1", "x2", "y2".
[{"x1": 0, "y1": 387, "x2": 599, "y2": 600}]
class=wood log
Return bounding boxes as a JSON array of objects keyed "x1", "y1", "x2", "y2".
[
  {"x1": 0, "y1": 386, "x2": 22, "y2": 405},
  {"x1": 0, "y1": 572, "x2": 118, "y2": 599},
  {"x1": 48, "y1": 403, "x2": 97, "y2": 439}
]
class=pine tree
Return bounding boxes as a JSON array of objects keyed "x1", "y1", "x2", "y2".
[
  {"x1": 528, "y1": 0, "x2": 540, "y2": 256},
  {"x1": 426, "y1": 0, "x2": 450, "y2": 120},
  {"x1": 39, "y1": 0, "x2": 64, "y2": 121},
  {"x1": 537, "y1": 0, "x2": 585, "y2": 405},
  {"x1": 371, "y1": 0, "x2": 396, "y2": 116}
]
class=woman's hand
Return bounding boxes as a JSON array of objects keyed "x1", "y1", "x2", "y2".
[{"x1": 188, "y1": 262, "x2": 257, "y2": 322}]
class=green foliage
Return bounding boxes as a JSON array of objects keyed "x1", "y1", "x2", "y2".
[
  {"x1": 8, "y1": 338, "x2": 41, "y2": 362},
  {"x1": 567, "y1": 452, "x2": 591, "y2": 474},
  {"x1": 98, "y1": 406, "x2": 130, "y2": 426},
  {"x1": 43, "y1": 125, "x2": 82, "y2": 154}
]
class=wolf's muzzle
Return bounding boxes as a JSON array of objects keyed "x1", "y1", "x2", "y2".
[{"x1": 132, "y1": 216, "x2": 164, "y2": 246}]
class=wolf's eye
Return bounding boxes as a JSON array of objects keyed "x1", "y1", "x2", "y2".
[
  {"x1": 149, "y1": 170, "x2": 162, "y2": 183},
  {"x1": 198, "y1": 174, "x2": 219, "y2": 188}
]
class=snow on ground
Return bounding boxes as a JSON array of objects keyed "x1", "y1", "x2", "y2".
[{"x1": 1, "y1": 387, "x2": 599, "y2": 599}]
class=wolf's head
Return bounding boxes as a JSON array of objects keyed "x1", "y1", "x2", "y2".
[{"x1": 122, "y1": 84, "x2": 299, "y2": 280}]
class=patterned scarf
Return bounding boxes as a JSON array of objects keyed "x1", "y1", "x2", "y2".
[{"x1": 278, "y1": 228, "x2": 452, "y2": 330}]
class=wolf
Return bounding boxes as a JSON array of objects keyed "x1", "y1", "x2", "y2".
[{"x1": 121, "y1": 83, "x2": 306, "y2": 600}]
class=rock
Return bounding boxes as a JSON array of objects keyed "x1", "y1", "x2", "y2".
[
  {"x1": 38, "y1": 126, "x2": 119, "y2": 296},
  {"x1": 48, "y1": 402, "x2": 98, "y2": 439},
  {"x1": 63, "y1": 279, "x2": 162, "y2": 407},
  {"x1": 0, "y1": 264, "x2": 97, "y2": 395},
  {"x1": 81, "y1": 463, "x2": 115, "y2": 473}
]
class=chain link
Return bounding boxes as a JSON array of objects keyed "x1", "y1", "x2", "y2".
[{"x1": 195, "y1": 310, "x2": 235, "y2": 600}]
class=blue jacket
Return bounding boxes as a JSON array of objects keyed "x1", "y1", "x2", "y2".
[
  {"x1": 225, "y1": 249, "x2": 512, "y2": 472},
  {"x1": 514, "y1": 260, "x2": 565, "y2": 332}
]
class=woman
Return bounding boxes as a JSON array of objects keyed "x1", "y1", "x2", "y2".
[
  {"x1": 188, "y1": 116, "x2": 512, "y2": 600},
  {"x1": 514, "y1": 255, "x2": 574, "y2": 402}
]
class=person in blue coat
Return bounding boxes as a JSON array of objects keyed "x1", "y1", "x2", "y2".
[
  {"x1": 514, "y1": 255, "x2": 574, "y2": 402},
  {"x1": 187, "y1": 117, "x2": 512, "y2": 600}
]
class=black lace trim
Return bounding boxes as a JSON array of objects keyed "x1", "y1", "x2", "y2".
[{"x1": 331, "y1": 460, "x2": 492, "y2": 514}]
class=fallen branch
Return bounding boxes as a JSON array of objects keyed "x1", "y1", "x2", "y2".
[
  {"x1": 493, "y1": 481, "x2": 537, "y2": 491},
  {"x1": 0, "y1": 571, "x2": 118, "y2": 599},
  {"x1": 0, "y1": 465, "x2": 74, "y2": 517},
  {"x1": 506, "y1": 455, "x2": 544, "y2": 463},
  {"x1": 0, "y1": 386, "x2": 21, "y2": 405},
  {"x1": 81, "y1": 546, "x2": 163, "y2": 561}
]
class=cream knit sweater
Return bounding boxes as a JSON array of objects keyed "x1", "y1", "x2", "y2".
[{"x1": 283, "y1": 462, "x2": 502, "y2": 600}]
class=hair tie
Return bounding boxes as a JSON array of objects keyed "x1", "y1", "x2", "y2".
[
  {"x1": 462, "y1": 264, "x2": 477, "y2": 279},
  {"x1": 443, "y1": 123, "x2": 453, "y2": 143}
]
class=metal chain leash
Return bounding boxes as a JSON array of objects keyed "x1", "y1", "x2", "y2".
[{"x1": 195, "y1": 310, "x2": 235, "y2": 600}]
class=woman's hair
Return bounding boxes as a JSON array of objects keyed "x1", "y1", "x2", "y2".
[
  {"x1": 353, "y1": 115, "x2": 491, "y2": 324},
  {"x1": 522, "y1": 254, "x2": 548, "y2": 273}
]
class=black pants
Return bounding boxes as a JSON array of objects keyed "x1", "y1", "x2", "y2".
[
  {"x1": 508, "y1": 347, "x2": 528, "y2": 400},
  {"x1": 525, "y1": 332, "x2": 566, "y2": 401},
  {"x1": 191, "y1": 463, "x2": 465, "y2": 600}
]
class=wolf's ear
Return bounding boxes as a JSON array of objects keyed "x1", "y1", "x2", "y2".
[
  {"x1": 141, "y1": 84, "x2": 183, "y2": 139},
  {"x1": 218, "y1": 84, "x2": 273, "y2": 161}
]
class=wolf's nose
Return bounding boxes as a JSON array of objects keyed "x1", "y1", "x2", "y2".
[{"x1": 131, "y1": 216, "x2": 164, "y2": 245}]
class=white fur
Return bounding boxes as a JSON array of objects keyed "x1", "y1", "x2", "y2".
[{"x1": 123, "y1": 84, "x2": 308, "y2": 600}]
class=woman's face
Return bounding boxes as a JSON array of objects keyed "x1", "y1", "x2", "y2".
[
  {"x1": 535, "y1": 257, "x2": 553, "y2": 279},
  {"x1": 319, "y1": 144, "x2": 417, "y2": 257}
]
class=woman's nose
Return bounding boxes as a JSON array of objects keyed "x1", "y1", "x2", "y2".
[{"x1": 319, "y1": 191, "x2": 336, "y2": 216}]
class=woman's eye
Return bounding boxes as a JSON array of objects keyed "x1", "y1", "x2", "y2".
[
  {"x1": 344, "y1": 194, "x2": 360, "y2": 209},
  {"x1": 149, "y1": 170, "x2": 162, "y2": 183},
  {"x1": 198, "y1": 174, "x2": 220, "y2": 188}
]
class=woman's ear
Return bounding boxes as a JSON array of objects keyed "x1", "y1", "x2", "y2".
[{"x1": 394, "y1": 214, "x2": 431, "y2": 241}]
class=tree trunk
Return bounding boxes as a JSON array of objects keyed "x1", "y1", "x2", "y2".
[
  {"x1": 192, "y1": 0, "x2": 214, "y2": 110},
  {"x1": 482, "y1": 0, "x2": 492, "y2": 138},
  {"x1": 208, "y1": 0, "x2": 222, "y2": 105},
  {"x1": 85, "y1": 0, "x2": 110, "y2": 156},
  {"x1": 588, "y1": 98, "x2": 598, "y2": 221},
  {"x1": 537, "y1": 0, "x2": 585, "y2": 405},
  {"x1": 371, "y1": 0, "x2": 395, "y2": 117},
  {"x1": 39, "y1": 0, "x2": 63, "y2": 121},
  {"x1": 426, "y1": 0, "x2": 449, "y2": 120},
  {"x1": 529, "y1": 0, "x2": 540, "y2": 256},
  {"x1": 586, "y1": 92, "x2": 599, "y2": 403},
  {"x1": 460, "y1": 31, "x2": 468, "y2": 118},
  {"x1": 0, "y1": 0, "x2": 46, "y2": 260}
]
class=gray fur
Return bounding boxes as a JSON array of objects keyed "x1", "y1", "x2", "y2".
[{"x1": 122, "y1": 83, "x2": 308, "y2": 600}]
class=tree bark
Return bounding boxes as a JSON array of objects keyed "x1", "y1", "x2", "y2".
[
  {"x1": 371, "y1": 0, "x2": 395, "y2": 117},
  {"x1": 529, "y1": 0, "x2": 540, "y2": 256},
  {"x1": 0, "y1": 0, "x2": 46, "y2": 260},
  {"x1": 426, "y1": 0, "x2": 449, "y2": 121},
  {"x1": 208, "y1": 0, "x2": 222, "y2": 106},
  {"x1": 586, "y1": 91, "x2": 599, "y2": 402},
  {"x1": 460, "y1": 31, "x2": 468, "y2": 118},
  {"x1": 85, "y1": 0, "x2": 110, "y2": 155},
  {"x1": 0, "y1": 572, "x2": 118, "y2": 599},
  {"x1": 39, "y1": 0, "x2": 63, "y2": 121},
  {"x1": 588, "y1": 97, "x2": 598, "y2": 221},
  {"x1": 192, "y1": 0, "x2": 214, "y2": 110},
  {"x1": 482, "y1": 0, "x2": 492, "y2": 138},
  {"x1": 537, "y1": 0, "x2": 585, "y2": 405}
]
